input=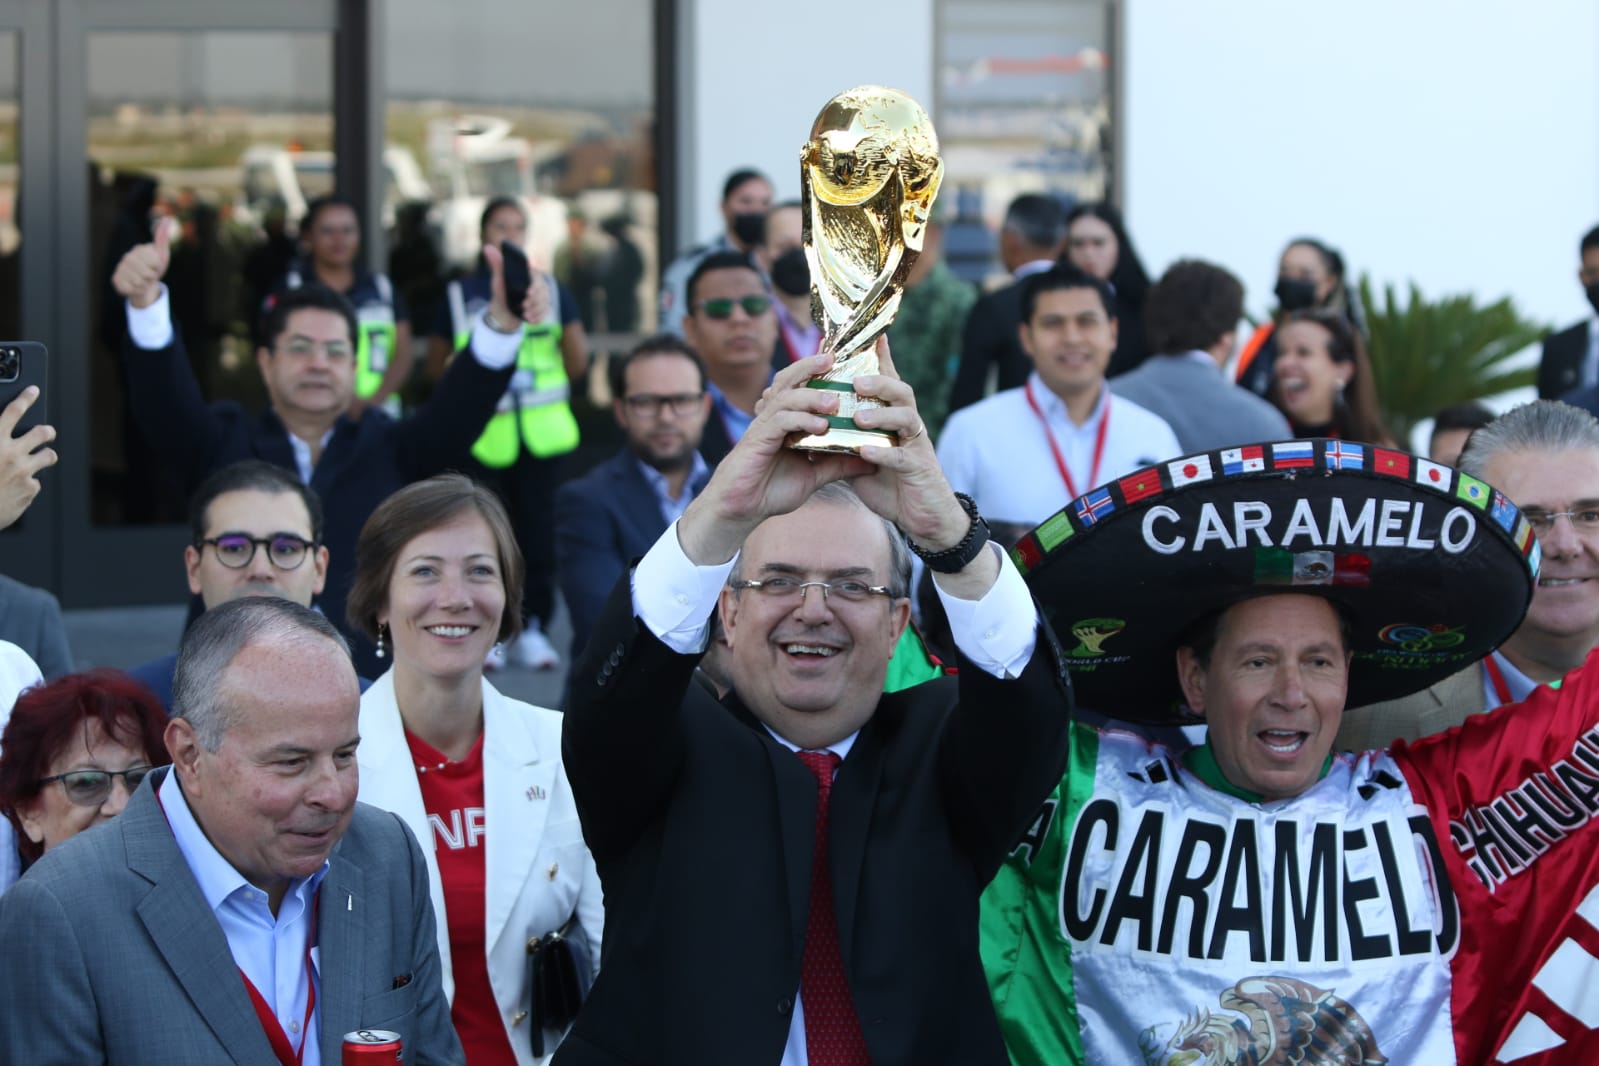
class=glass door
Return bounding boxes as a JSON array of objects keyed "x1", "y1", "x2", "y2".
[{"x1": 53, "y1": 0, "x2": 338, "y2": 606}]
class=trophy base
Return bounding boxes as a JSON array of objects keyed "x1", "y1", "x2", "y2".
[{"x1": 788, "y1": 426, "x2": 896, "y2": 454}]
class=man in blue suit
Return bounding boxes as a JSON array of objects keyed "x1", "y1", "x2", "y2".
[{"x1": 555, "y1": 335, "x2": 712, "y2": 663}]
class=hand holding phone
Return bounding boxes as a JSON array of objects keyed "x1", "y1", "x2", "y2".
[
  {"x1": 500, "y1": 240, "x2": 532, "y2": 320},
  {"x1": 0, "y1": 342, "x2": 56, "y2": 530}
]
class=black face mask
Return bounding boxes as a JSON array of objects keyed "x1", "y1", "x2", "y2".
[
  {"x1": 730, "y1": 212, "x2": 766, "y2": 248},
  {"x1": 770, "y1": 247, "x2": 811, "y2": 297},
  {"x1": 1274, "y1": 276, "x2": 1319, "y2": 312},
  {"x1": 1586, "y1": 282, "x2": 1599, "y2": 318}
]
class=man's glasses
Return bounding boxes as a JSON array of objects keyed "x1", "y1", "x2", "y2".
[
  {"x1": 38, "y1": 767, "x2": 153, "y2": 807},
  {"x1": 279, "y1": 337, "x2": 353, "y2": 360},
  {"x1": 1522, "y1": 509, "x2": 1599, "y2": 535},
  {"x1": 696, "y1": 295, "x2": 771, "y2": 320},
  {"x1": 623, "y1": 392, "x2": 706, "y2": 418},
  {"x1": 729, "y1": 576, "x2": 894, "y2": 605},
  {"x1": 198, "y1": 533, "x2": 316, "y2": 570}
]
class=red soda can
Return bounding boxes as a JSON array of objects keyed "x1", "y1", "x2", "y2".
[{"x1": 342, "y1": 1029, "x2": 403, "y2": 1063}]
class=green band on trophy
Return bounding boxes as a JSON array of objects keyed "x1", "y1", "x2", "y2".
[
  {"x1": 823, "y1": 414, "x2": 861, "y2": 430},
  {"x1": 805, "y1": 379, "x2": 857, "y2": 394}
]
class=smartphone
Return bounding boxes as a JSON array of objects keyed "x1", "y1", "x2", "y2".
[
  {"x1": 0, "y1": 342, "x2": 47, "y2": 437},
  {"x1": 500, "y1": 240, "x2": 532, "y2": 319}
]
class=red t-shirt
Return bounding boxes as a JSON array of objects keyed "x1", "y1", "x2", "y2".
[{"x1": 407, "y1": 729, "x2": 516, "y2": 1066}]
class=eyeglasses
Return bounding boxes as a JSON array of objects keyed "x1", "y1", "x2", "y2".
[
  {"x1": 729, "y1": 576, "x2": 894, "y2": 605},
  {"x1": 623, "y1": 392, "x2": 706, "y2": 418},
  {"x1": 38, "y1": 766, "x2": 153, "y2": 807},
  {"x1": 1522, "y1": 509, "x2": 1599, "y2": 535},
  {"x1": 696, "y1": 295, "x2": 771, "y2": 320},
  {"x1": 279, "y1": 337, "x2": 353, "y2": 360},
  {"x1": 197, "y1": 532, "x2": 316, "y2": 570}
]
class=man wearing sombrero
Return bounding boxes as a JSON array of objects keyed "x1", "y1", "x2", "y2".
[{"x1": 982, "y1": 438, "x2": 1599, "y2": 1065}]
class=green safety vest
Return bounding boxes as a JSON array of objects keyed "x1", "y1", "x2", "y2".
[{"x1": 448, "y1": 279, "x2": 580, "y2": 467}]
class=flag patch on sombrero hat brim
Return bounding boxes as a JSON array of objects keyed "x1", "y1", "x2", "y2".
[{"x1": 1011, "y1": 439, "x2": 1538, "y2": 724}]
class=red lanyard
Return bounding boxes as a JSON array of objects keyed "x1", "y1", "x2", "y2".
[
  {"x1": 1024, "y1": 379, "x2": 1110, "y2": 499},
  {"x1": 154, "y1": 786, "x2": 319, "y2": 1066},
  {"x1": 1483, "y1": 655, "x2": 1512, "y2": 706},
  {"x1": 239, "y1": 891, "x2": 320, "y2": 1066}
]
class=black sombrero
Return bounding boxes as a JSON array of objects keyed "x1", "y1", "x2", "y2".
[{"x1": 1010, "y1": 439, "x2": 1539, "y2": 723}]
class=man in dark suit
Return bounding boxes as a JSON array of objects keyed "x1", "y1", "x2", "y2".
[
  {"x1": 110, "y1": 219, "x2": 523, "y2": 676},
  {"x1": 555, "y1": 334, "x2": 712, "y2": 663},
  {"x1": 1540, "y1": 223, "x2": 1599, "y2": 399},
  {"x1": 0, "y1": 597, "x2": 462, "y2": 1065},
  {"x1": 559, "y1": 347, "x2": 1071, "y2": 1064},
  {"x1": 947, "y1": 193, "x2": 1067, "y2": 414}
]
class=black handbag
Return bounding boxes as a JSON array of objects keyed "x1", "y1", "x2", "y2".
[{"x1": 527, "y1": 914, "x2": 593, "y2": 1058}]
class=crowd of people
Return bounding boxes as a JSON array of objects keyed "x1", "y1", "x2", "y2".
[{"x1": 2, "y1": 164, "x2": 1599, "y2": 1065}]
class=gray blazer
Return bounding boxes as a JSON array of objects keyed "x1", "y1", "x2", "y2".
[
  {"x1": 1334, "y1": 663, "x2": 1486, "y2": 752},
  {"x1": 0, "y1": 768, "x2": 463, "y2": 1065},
  {"x1": 1110, "y1": 354, "x2": 1291, "y2": 454},
  {"x1": 0, "y1": 573, "x2": 72, "y2": 680}
]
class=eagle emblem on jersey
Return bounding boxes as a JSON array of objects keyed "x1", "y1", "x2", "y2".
[{"x1": 1141, "y1": 976, "x2": 1387, "y2": 1066}]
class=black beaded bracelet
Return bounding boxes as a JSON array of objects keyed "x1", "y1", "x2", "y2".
[{"x1": 908, "y1": 492, "x2": 991, "y2": 574}]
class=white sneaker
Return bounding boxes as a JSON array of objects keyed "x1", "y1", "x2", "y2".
[{"x1": 505, "y1": 627, "x2": 560, "y2": 671}]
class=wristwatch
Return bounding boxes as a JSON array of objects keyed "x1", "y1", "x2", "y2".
[{"x1": 909, "y1": 492, "x2": 991, "y2": 574}]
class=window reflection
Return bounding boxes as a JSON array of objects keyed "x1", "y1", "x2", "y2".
[
  {"x1": 385, "y1": 0, "x2": 658, "y2": 344},
  {"x1": 936, "y1": 0, "x2": 1112, "y2": 285},
  {"x1": 84, "y1": 32, "x2": 334, "y2": 525}
]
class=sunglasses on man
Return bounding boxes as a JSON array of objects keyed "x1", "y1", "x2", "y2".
[{"x1": 696, "y1": 295, "x2": 772, "y2": 320}]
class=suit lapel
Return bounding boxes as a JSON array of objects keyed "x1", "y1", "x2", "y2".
[
  {"x1": 609, "y1": 452, "x2": 670, "y2": 546},
  {"x1": 316, "y1": 852, "x2": 367, "y2": 1063},
  {"x1": 733, "y1": 696, "x2": 818, "y2": 962},
  {"x1": 356, "y1": 671, "x2": 451, "y2": 995},
  {"x1": 125, "y1": 778, "x2": 278, "y2": 1066},
  {"x1": 483, "y1": 681, "x2": 556, "y2": 954},
  {"x1": 826, "y1": 708, "x2": 888, "y2": 965}
]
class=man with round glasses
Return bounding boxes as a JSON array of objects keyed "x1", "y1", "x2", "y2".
[
  {"x1": 1338, "y1": 399, "x2": 1599, "y2": 748},
  {"x1": 125, "y1": 460, "x2": 361, "y2": 710},
  {"x1": 560, "y1": 343, "x2": 1071, "y2": 1063},
  {"x1": 681, "y1": 249, "x2": 780, "y2": 465}
]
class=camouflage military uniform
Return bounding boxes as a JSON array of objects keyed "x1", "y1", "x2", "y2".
[{"x1": 887, "y1": 260, "x2": 976, "y2": 442}]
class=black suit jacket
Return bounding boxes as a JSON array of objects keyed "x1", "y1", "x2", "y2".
[
  {"x1": 948, "y1": 281, "x2": 1029, "y2": 414},
  {"x1": 557, "y1": 576, "x2": 1073, "y2": 1065},
  {"x1": 124, "y1": 333, "x2": 513, "y2": 676},
  {"x1": 553, "y1": 447, "x2": 708, "y2": 661},
  {"x1": 1541, "y1": 319, "x2": 1589, "y2": 399}
]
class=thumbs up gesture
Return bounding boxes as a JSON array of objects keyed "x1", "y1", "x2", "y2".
[{"x1": 111, "y1": 216, "x2": 174, "y2": 310}]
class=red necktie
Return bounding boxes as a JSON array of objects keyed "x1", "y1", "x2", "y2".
[{"x1": 796, "y1": 749, "x2": 872, "y2": 1065}]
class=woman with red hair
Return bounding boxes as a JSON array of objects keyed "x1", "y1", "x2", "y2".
[{"x1": 0, "y1": 670, "x2": 169, "y2": 890}]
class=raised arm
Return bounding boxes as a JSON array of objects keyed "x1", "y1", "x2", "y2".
[{"x1": 112, "y1": 219, "x2": 231, "y2": 484}]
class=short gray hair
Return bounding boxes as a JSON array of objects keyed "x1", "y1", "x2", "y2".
[
  {"x1": 729, "y1": 481, "x2": 913, "y2": 598},
  {"x1": 173, "y1": 597, "x2": 350, "y2": 751},
  {"x1": 1458, "y1": 400, "x2": 1599, "y2": 481}
]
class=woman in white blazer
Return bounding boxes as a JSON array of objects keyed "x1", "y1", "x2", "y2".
[{"x1": 348, "y1": 475, "x2": 601, "y2": 1065}]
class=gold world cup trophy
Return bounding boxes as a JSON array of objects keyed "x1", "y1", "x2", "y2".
[{"x1": 787, "y1": 85, "x2": 944, "y2": 452}]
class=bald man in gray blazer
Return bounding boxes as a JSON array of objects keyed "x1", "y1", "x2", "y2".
[{"x1": 0, "y1": 598, "x2": 461, "y2": 1065}]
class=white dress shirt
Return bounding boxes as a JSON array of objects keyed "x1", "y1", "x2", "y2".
[
  {"x1": 631, "y1": 519, "x2": 1037, "y2": 1064},
  {"x1": 938, "y1": 372, "x2": 1183, "y2": 528},
  {"x1": 159, "y1": 771, "x2": 329, "y2": 1065}
]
